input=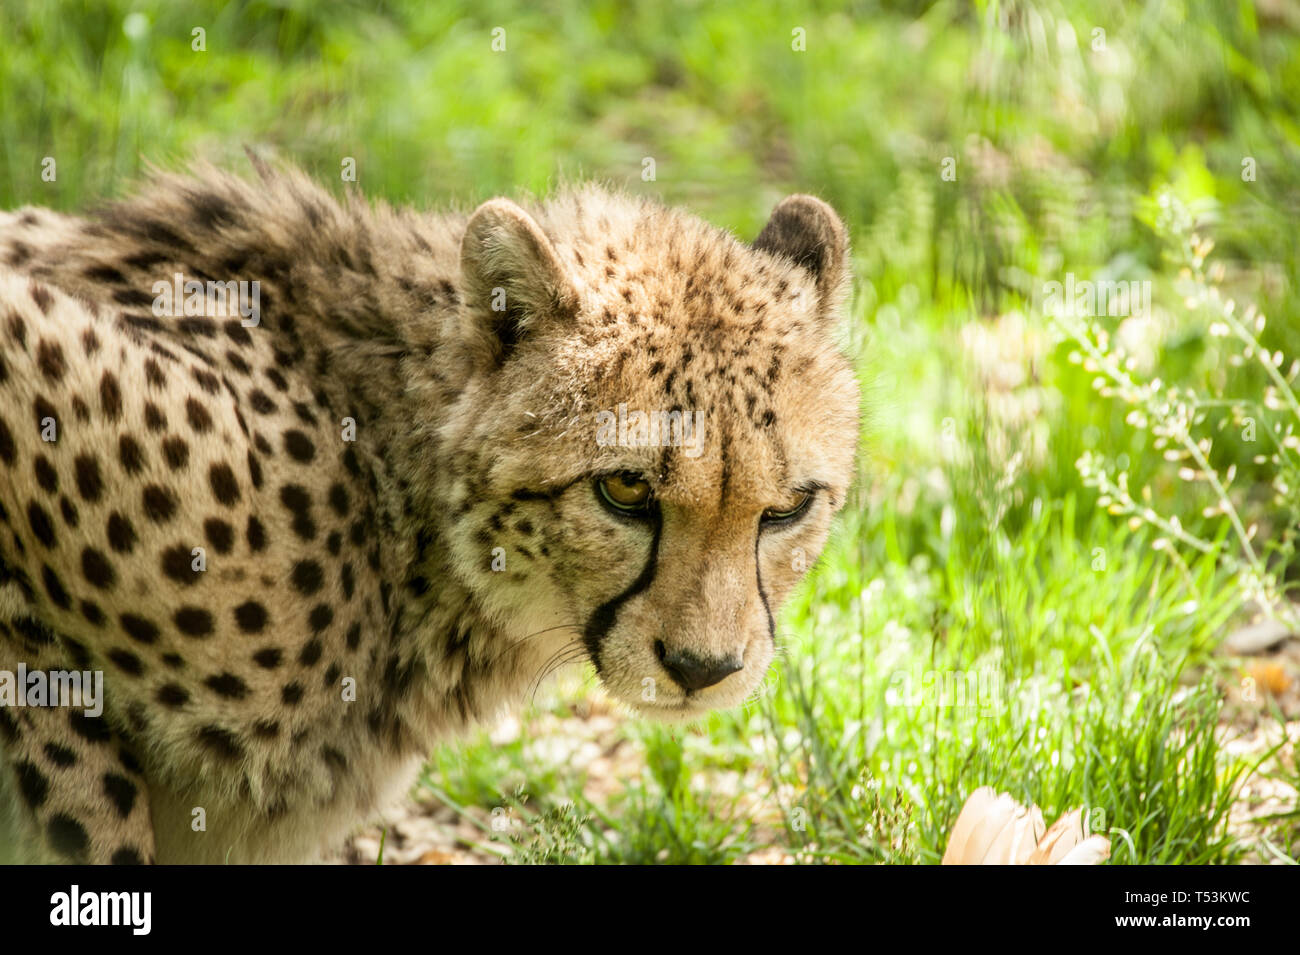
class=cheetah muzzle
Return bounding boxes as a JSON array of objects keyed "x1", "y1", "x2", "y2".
[{"x1": 0, "y1": 161, "x2": 859, "y2": 863}]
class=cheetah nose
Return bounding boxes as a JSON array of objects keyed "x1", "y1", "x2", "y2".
[{"x1": 655, "y1": 642, "x2": 743, "y2": 692}]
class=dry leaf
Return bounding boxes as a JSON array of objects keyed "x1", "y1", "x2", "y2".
[
  {"x1": 1246, "y1": 661, "x2": 1291, "y2": 696},
  {"x1": 942, "y1": 787, "x2": 1110, "y2": 865}
]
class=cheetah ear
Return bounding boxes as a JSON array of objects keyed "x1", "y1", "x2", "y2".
[
  {"x1": 752, "y1": 194, "x2": 850, "y2": 320},
  {"x1": 458, "y1": 198, "x2": 579, "y2": 366}
]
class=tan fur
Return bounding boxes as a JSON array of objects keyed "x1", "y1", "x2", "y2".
[{"x1": 0, "y1": 163, "x2": 859, "y2": 863}]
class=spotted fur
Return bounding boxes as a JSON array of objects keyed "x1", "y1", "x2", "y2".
[{"x1": 0, "y1": 162, "x2": 859, "y2": 862}]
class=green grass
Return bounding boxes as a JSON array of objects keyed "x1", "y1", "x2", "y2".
[{"x1": 3, "y1": 0, "x2": 1298, "y2": 863}]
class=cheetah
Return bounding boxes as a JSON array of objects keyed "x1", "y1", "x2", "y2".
[{"x1": 0, "y1": 161, "x2": 860, "y2": 863}]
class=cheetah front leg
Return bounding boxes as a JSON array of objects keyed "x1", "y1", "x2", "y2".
[
  {"x1": 0, "y1": 598, "x2": 155, "y2": 864},
  {"x1": 0, "y1": 687, "x2": 155, "y2": 864}
]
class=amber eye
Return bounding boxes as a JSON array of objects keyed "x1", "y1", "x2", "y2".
[
  {"x1": 762, "y1": 491, "x2": 814, "y2": 525},
  {"x1": 597, "y1": 473, "x2": 653, "y2": 515}
]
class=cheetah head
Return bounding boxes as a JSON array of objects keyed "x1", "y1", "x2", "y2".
[{"x1": 437, "y1": 188, "x2": 859, "y2": 720}]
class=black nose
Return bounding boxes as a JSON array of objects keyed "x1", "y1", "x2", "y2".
[{"x1": 655, "y1": 642, "x2": 743, "y2": 692}]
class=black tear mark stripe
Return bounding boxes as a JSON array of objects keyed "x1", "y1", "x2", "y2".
[
  {"x1": 583, "y1": 508, "x2": 663, "y2": 674},
  {"x1": 717, "y1": 418, "x2": 734, "y2": 506},
  {"x1": 755, "y1": 534, "x2": 775, "y2": 643}
]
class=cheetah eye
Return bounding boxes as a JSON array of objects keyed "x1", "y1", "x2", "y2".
[
  {"x1": 596, "y1": 472, "x2": 653, "y2": 517},
  {"x1": 761, "y1": 490, "x2": 814, "y2": 527}
]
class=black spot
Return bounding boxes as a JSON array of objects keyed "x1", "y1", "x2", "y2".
[
  {"x1": 99, "y1": 370, "x2": 123, "y2": 421},
  {"x1": 281, "y1": 682, "x2": 304, "y2": 705},
  {"x1": 204, "y1": 517, "x2": 234, "y2": 553},
  {"x1": 118, "y1": 748, "x2": 143, "y2": 774},
  {"x1": 253, "y1": 647, "x2": 282, "y2": 668},
  {"x1": 192, "y1": 191, "x2": 237, "y2": 229},
  {"x1": 178, "y1": 317, "x2": 218, "y2": 340},
  {"x1": 110, "y1": 847, "x2": 144, "y2": 865},
  {"x1": 119, "y1": 613, "x2": 159, "y2": 645},
  {"x1": 174, "y1": 606, "x2": 214, "y2": 637},
  {"x1": 81, "y1": 387, "x2": 110, "y2": 426},
  {"x1": 226, "y1": 350, "x2": 251, "y2": 374},
  {"x1": 196, "y1": 726, "x2": 244, "y2": 761},
  {"x1": 70, "y1": 710, "x2": 111, "y2": 744},
  {"x1": 252, "y1": 720, "x2": 280, "y2": 738},
  {"x1": 205, "y1": 673, "x2": 249, "y2": 699},
  {"x1": 36, "y1": 339, "x2": 66, "y2": 381},
  {"x1": 13, "y1": 615, "x2": 55, "y2": 646},
  {"x1": 107, "y1": 648, "x2": 144, "y2": 675},
  {"x1": 16, "y1": 761, "x2": 48, "y2": 809},
  {"x1": 293, "y1": 401, "x2": 318, "y2": 425},
  {"x1": 283, "y1": 429, "x2": 315, "y2": 462},
  {"x1": 85, "y1": 263, "x2": 126, "y2": 284},
  {"x1": 280, "y1": 484, "x2": 316, "y2": 540},
  {"x1": 113, "y1": 287, "x2": 153, "y2": 308},
  {"x1": 383, "y1": 655, "x2": 417, "y2": 697},
  {"x1": 27, "y1": 500, "x2": 56, "y2": 548},
  {"x1": 156, "y1": 684, "x2": 189, "y2": 707},
  {"x1": 125, "y1": 314, "x2": 165, "y2": 337},
  {"x1": 224, "y1": 320, "x2": 253, "y2": 346},
  {"x1": 80, "y1": 599, "x2": 107, "y2": 627},
  {"x1": 142, "y1": 484, "x2": 177, "y2": 522},
  {"x1": 122, "y1": 247, "x2": 167, "y2": 269},
  {"x1": 47, "y1": 814, "x2": 89, "y2": 860},
  {"x1": 298, "y1": 639, "x2": 322, "y2": 666},
  {"x1": 343, "y1": 447, "x2": 362, "y2": 477},
  {"x1": 6, "y1": 241, "x2": 31, "y2": 268},
  {"x1": 143, "y1": 359, "x2": 167, "y2": 390},
  {"x1": 43, "y1": 743, "x2": 77, "y2": 767},
  {"x1": 107, "y1": 512, "x2": 137, "y2": 553},
  {"x1": 234, "y1": 600, "x2": 268, "y2": 633},
  {"x1": 33, "y1": 395, "x2": 56, "y2": 429},
  {"x1": 249, "y1": 390, "x2": 276, "y2": 414},
  {"x1": 161, "y1": 544, "x2": 199, "y2": 583},
  {"x1": 246, "y1": 515, "x2": 267, "y2": 551},
  {"x1": 118, "y1": 434, "x2": 145, "y2": 475},
  {"x1": 62, "y1": 637, "x2": 92, "y2": 670},
  {"x1": 291, "y1": 559, "x2": 323, "y2": 595},
  {"x1": 308, "y1": 603, "x2": 334, "y2": 632},
  {"x1": 345, "y1": 622, "x2": 361, "y2": 650},
  {"x1": 0, "y1": 415, "x2": 14, "y2": 465},
  {"x1": 162, "y1": 436, "x2": 189, "y2": 470},
  {"x1": 144, "y1": 401, "x2": 167, "y2": 431},
  {"x1": 8, "y1": 312, "x2": 27, "y2": 348},
  {"x1": 209, "y1": 462, "x2": 241, "y2": 506},
  {"x1": 33, "y1": 455, "x2": 58, "y2": 493},
  {"x1": 192, "y1": 367, "x2": 221, "y2": 394},
  {"x1": 103, "y1": 773, "x2": 138, "y2": 818},
  {"x1": 246, "y1": 449, "x2": 264, "y2": 489},
  {"x1": 42, "y1": 564, "x2": 70, "y2": 608},
  {"x1": 328, "y1": 482, "x2": 350, "y2": 517},
  {"x1": 341, "y1": 563, "x2": 355, "y2": 600},
  {"x1": 81, "y1": 547, "x2": 116, "y2": 589},
  {"x1": 185, "y1": 397, "x2": 213, "y2": 433}
]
